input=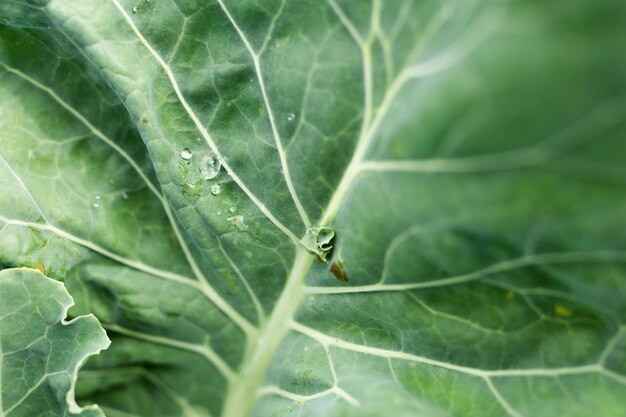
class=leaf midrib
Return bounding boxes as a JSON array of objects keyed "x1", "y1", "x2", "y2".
[
  {"x1": 97, "y1": 2, "x2": 466, "y2": 416},
  {"x1": 43, "y1": 2, "x2": 530, "y2": 417}
]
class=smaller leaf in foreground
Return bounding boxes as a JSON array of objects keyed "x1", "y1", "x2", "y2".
[{"x1": 0, "y1": 268, "x2": 110, "y2": 417}]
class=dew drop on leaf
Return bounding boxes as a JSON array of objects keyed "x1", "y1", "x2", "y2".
[
  {"x1": 199, "y1": 152, "x2": 221, "y2": 180},
  {"x1": 229, "y1": 206, "x2": 236, "y2": 213},
  {"x1": 180, "y1": 148, "x2": 193, "y2": 160},
  {"x1": 132, "y1": 5, "x2": 139, "y2": 13},
  {"x1": 216, "y1": 210, "x2": 222, "y2": 216},
  {"x1": 94, "y1": 194, "x2": 101, "y2": 200},
  {"x1": 210, "y1": 184, "x2": 221, "y2": 195},
  {"x1": 121, "y1": 191, "x2": 129, "y2": 200},
  {"x1": 287, "y1": 112, "x2": 296, "y2": 122},
  {"x1": 93, "y1": 202, "x2": 99, "y2": 208}
]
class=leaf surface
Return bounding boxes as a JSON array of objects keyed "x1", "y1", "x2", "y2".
[
  {"x1": 0, "y1": 268, "x2": 110, "y2": 417},
  {"x1": 1, "y1": 1, "x2": 625, "y2": 416}
]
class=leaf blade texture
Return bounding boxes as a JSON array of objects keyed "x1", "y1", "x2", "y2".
[
  {"x1": 0, "y1": 268, "x2": 110, "y2": 417},
  {"x1": 0, "y1": 0, "x2": 625, "y2": 416}
]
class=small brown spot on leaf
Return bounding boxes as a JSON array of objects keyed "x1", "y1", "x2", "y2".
[{"x1": 330, "y1": 262, "x2": 348, "y2": 282}]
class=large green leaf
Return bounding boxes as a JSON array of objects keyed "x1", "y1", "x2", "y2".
[
  {"x1": 1, "y1": 0, "x2": 625, "y2": 416},
  {"x1": 0, "y1": 268, "x2": 110, "y2": 417}
]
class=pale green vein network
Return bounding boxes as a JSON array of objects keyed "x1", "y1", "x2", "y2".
[
  {"x1": 290, "y1": 321, "x2": 626, "y2": 376},
  {"x1": 0, "y1": 215, "x2": 254, "y2": 336},
  {"x1": 103, "y1": 324, "x2": 236, "y2": 382},
  {"x1": 256, "y1": 385, "x2": 358, "y2": 406},
  {"x1": 108, "y1": 0, "x2": 300, "y2": 244},
  {"x1": 304, "y1": 250, "x2": 626, "y2": 294},
  {"x1": 318, "y1": 4, "x2": 505, "y2": 226},
  {"x1": 4, "y1": 371, "x2": 68, "y2": 416},
  {"x1": 215, "y1": 0, "x2": 312, "y2": 230},
  {"x1": 0, "y1": 268, "x2": 110, "y2": 416},
  {"x1": 94, "y1": 3, "x2": 602, "y2": 417},
  {"x1": 0, "y1": 154, "x2": 50, "y2": 223},
  {"x1": 288, "y1": 320, "x2": 625, "y2": 415},
  {"x1": 1, "y1": 1, "x2": 624, "y2": 417},
  {"x1": 0, "y1": 60, "x2": 257, "y2": 337},
  {"x1": 80, "y1": 367, "x2": 209, "y2": 417}
]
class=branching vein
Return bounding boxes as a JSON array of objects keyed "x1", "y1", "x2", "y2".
[
  {"x1": 109, "y1": 0, "x2": 299, "y2": 244},
  {"x1": 304, "y1": 250, "x2": 626, "y2": 294},
  {"x1": 216, "y1": 0, "x2": 311, "y2": 230},
  {"x1": 290, "y1": 321, "x2": 608, "y2": 379},
  {"x1": 0, "y1": 215, "x2": 253, "y2": 334},
  {"x1": 104, "y1": 324, "x2": 235, "y2": 382}
]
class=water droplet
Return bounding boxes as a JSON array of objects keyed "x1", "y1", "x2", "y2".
[
  {"x1": 227, "y1": 215, "x2": 248, "y2": 230},
  {"x1": 199, "y1": 152, "x2": 221, "y2": 180},
  {"x1": 287, "y1": 112, "x2": 296, "y2": 122},
  {"x1": 93, "y1": 202, "x2": 100, "y2": 208},
  {"x1": 229, "y1": 206, "x2": 236, "y2": 213},
  {"x1": 210, "y1": 184, "x2": 221, "y2": 195},
  {"x1": 132, "y1": 5, "x2": 139, "y2": 13},
  {"x1": 216, "y1": 210, "x2": 222, "y2": 216},
  {"x1": 94, "y1": 194, "x2": 101, "y2": 200},
  {"x1": 180, "y1": 148, "x2": 193, "y2": 160},
  {"x1": 121, "y1": 191, "x2": 129, "y2": 200}
]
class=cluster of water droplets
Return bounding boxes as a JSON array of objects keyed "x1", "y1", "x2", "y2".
[{"x1": 176, "y1": 148, "x2": 249, "y2": 229}]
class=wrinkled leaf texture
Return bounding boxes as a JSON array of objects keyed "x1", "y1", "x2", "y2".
[{"x1": 1, "y1": 0, "x2": 626, "y2": 416}]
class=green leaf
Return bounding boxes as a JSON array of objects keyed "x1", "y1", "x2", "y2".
[
  {"x1": 0, "y1": 268, "x2": 110, "y2": 417},
  {"x1": 1, "y1": 1, "x2": 626, "y2": 417}
]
